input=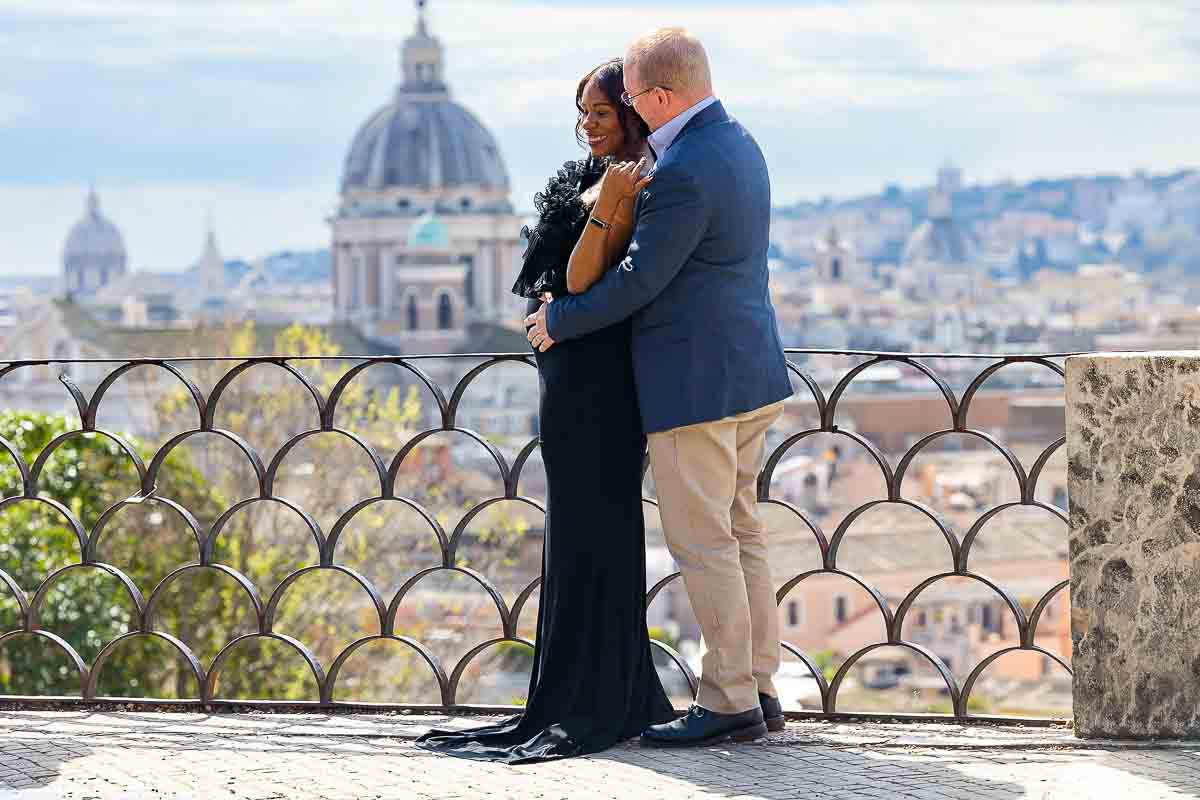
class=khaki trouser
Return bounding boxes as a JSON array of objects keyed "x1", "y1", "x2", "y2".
[{"x1": 647, "y1": 401, "x2": 784, "y2": 714}]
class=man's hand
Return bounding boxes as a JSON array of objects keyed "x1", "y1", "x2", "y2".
[{"x1": 524, "y1": 293, "x2": 557, "y2": 352}]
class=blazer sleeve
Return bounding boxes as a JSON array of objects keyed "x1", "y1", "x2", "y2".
[{"x1": 544, "y1": 168, "x2": 708, "y2": 342}]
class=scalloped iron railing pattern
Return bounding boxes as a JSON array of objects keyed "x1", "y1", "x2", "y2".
[{"x1": 0, "y1": 350, "x2": 1072, "y2": 720}]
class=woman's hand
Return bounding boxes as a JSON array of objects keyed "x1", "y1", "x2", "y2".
[{"x1": 596, "y1": 158, "x2": 652, "y2": 216}]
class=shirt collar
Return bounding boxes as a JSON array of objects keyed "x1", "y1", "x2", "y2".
[{"x1": 647, "y1": 95, "x2": 717, "y2": 160}]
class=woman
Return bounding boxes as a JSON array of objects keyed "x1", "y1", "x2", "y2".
[{"x1": 416, "y1": 58, "x2": 674, "y2": 763}]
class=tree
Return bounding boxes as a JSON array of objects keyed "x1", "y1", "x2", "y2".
[
  {"x1": 146, "y1": 322, "x2": 535, "y2": 704},
  {"x1": 0, "y1": 410, "x2": 223, "y2": 697},
  {"x1": 1, "y1": 321, "x2": 537, "y2": 705}
]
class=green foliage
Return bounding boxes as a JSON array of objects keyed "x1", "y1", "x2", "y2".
[
  {"x1": 648, "y1": 626, "x2": 680, "y2": 651},
  {"x1": 0, "y1": 322, "x2": 535, "y2": 704},
  {"x1": 966, "y1": 693, "x2": 991, "y2": 713},
  {"x1": 810, "y1": 649, "x2": 840, "y2": 683},
  {"x1": 492, "y1": 640, "x2": 534, "y2": 672},
  {"x1": 0, "y1": 410, "x2": 223, "y2": 697},
  {"x1": 151, "y1": 322, "x2": 429, "y2": 701}
]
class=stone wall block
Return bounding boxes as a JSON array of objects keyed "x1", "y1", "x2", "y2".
[{"x1": 1067, "y1": 353, "x2": 1200, "y2": 738}]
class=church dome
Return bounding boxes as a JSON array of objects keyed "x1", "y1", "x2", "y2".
[
  {"x1": 407, "y1": 212, "x2": 450, "y2": 249},
  {"x1": 63, "y1": 189, "x2": 127, "y2": 293},
  {"x1": 64, "y1": 189, "x2": 126, "y2": 264},
  {"x1": 903, "y1": 218, "x2": 978, "y2": 265},
  {"x1": 340, "y1": 3, "x2": 509, "y2": 194},
  {"x1": 903, "y1": 188, "x2": 978, "y2": 266}
]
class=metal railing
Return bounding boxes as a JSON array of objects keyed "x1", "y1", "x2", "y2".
[{"x1": 0, "y1": 349, "x2": 1072, "y2": 721}]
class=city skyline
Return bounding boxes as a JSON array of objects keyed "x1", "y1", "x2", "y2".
[{"x1": 2, "y1": 0, "x2": 1197, "y2": 275}]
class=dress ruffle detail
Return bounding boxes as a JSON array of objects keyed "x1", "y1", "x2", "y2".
[{"x1": 511, "y1": 157, "x2": 607, "y2": 300}]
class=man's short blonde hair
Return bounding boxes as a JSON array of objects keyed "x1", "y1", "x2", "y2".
[{"x1": 626, "y1": 27, "x2": 712, "y2": 99}]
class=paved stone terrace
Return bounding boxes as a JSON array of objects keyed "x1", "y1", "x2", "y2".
[{"x1": 1, "y1": 711, "x2": 1199, "y2": 799}]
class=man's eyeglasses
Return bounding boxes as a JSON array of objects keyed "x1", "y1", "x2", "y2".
[{"x1": 620, "y1": 86, "x2": 670, "y2": 106}]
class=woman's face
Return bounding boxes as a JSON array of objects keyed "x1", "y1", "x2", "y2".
[{"x1": 579, "y1": 78, "x2": 627, "y2": 159}]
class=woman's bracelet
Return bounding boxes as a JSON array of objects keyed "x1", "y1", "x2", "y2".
[{"x1": 588, "y1": 216, "x2": 612, "y2": 231}]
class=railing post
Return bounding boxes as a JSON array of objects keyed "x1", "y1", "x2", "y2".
[{"x1": 1066, "y1": 353, "x2": 1200, "y2": 738}]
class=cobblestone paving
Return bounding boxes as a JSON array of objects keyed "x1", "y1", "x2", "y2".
[{"x1": 1, "y1": 712, "x2": 1199, "y2": 799}]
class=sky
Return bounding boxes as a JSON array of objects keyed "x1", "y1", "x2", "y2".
[{"x1": 2, "y1": 0, "x2": 1198, "y2": 276}]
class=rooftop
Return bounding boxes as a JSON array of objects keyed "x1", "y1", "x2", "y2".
[{"x1": 45, "y1": 298, "x2": 527, "y2": 358}]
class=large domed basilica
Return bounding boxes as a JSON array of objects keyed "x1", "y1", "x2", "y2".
[{"x1": 331, "y1": 0, "x2": 525, "y2": 351}]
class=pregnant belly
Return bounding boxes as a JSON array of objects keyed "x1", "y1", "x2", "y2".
[{"x1": 536, "y1": 327, "x2": 638, "y2": 443}]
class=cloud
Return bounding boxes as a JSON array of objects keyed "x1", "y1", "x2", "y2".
[
  {"x1": 0, "y1": 93, "x2": 31, "y2": 127},
  {"x1": 0, "y1": 0, "x2": 1198, "y2": 276}
]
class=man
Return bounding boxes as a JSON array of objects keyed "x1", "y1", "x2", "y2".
[{"x1": 524, "y1": 27, "x2": 793, "y2": 746}]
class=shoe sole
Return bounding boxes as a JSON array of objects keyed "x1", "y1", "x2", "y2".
[
  {"x1": 765, "y1": 715, "x2": 785, "y2": 733},
  {"x1": 641, "y1": 721, "x2": 769, "y2": 748}
]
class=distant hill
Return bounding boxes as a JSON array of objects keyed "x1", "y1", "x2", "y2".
[
  {"x1": 0, "y1": 248, "x2": 331, "y2": 299},
  {"x1": 0, "y1": 275, "x2": 57, "y2": 296},
  {"x1": 182, "y1": 248, "x2": 331, "y2": 288},
  {"x1": 259, "y1": 249, "x2": 331, "y2": 284}
]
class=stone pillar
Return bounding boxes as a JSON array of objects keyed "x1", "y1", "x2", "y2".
[
  {"x1": 477, "y1": 240, "x2": 495, "y2": 319},
  {"x1": 1066, "y1": 352, "x2": 1200, "y2": 739},
  {"x1": 354, "y1": 249, "x2": 367, "y2": 314},
  {"x1": 335, "y1": 249, "x2": 352, "y2": 319},
  {"x1": 379, "y1": 245, "x2": 393, "y2": 316}
]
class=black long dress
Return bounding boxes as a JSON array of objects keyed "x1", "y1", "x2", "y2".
[{"x1": 416, "y1": 157, "x2": 675, "y2": 764}]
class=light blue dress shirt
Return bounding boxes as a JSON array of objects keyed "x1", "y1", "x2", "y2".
[{"x1": 647, "y1": 95, "x2": 718, "y2": 160}]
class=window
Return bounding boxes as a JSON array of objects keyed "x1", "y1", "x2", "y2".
[
  {"x1": 462, "y1": 255, "x2": 475, "y2": 308},
  {"x1": 1052, "y1": 487, "x2": 1068, "y2": 509},
  {"x1": 787, "y1": 600, "x2": 801, "y2": 628},
  {"x1": 438, "y1": 293, "x2": 454, "y2": 330},
  {"x1": 407, "y1": 295, "x2": 419, "y2": 331},
  {"x1": 833, "y1": 595, "x2": 848, "y2": 625},
  {"x1": 981, "y1": 604, "x2": 995, "y2": 632},
  {"x1": 831, "y1": 258, "x2": 842, "y2": 281},
  {"x1": 917, "y1": 610, "x2": 927, "y2": 628}
]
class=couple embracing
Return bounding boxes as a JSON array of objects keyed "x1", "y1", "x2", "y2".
[{"x1": 419, "y1": 27, "x2": 793, "y2": 764}]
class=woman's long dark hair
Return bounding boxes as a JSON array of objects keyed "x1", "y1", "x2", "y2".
[{"x1": 575, "y1": 58, "x2": 650, "y2": 154}]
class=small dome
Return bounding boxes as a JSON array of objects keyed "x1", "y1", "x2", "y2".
[
  {"x1": 903, "y1": 218, "x2": 978, "y2": 265},
  {"x1": 407, "y1": 212, "x2": 450, "y2": 249},
  {"x1": 64, "y1": 189, "x2": 126, "y2": 263},
  {"x1": 63, "y1": 189, "x2": 128, "y2": 293}
]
